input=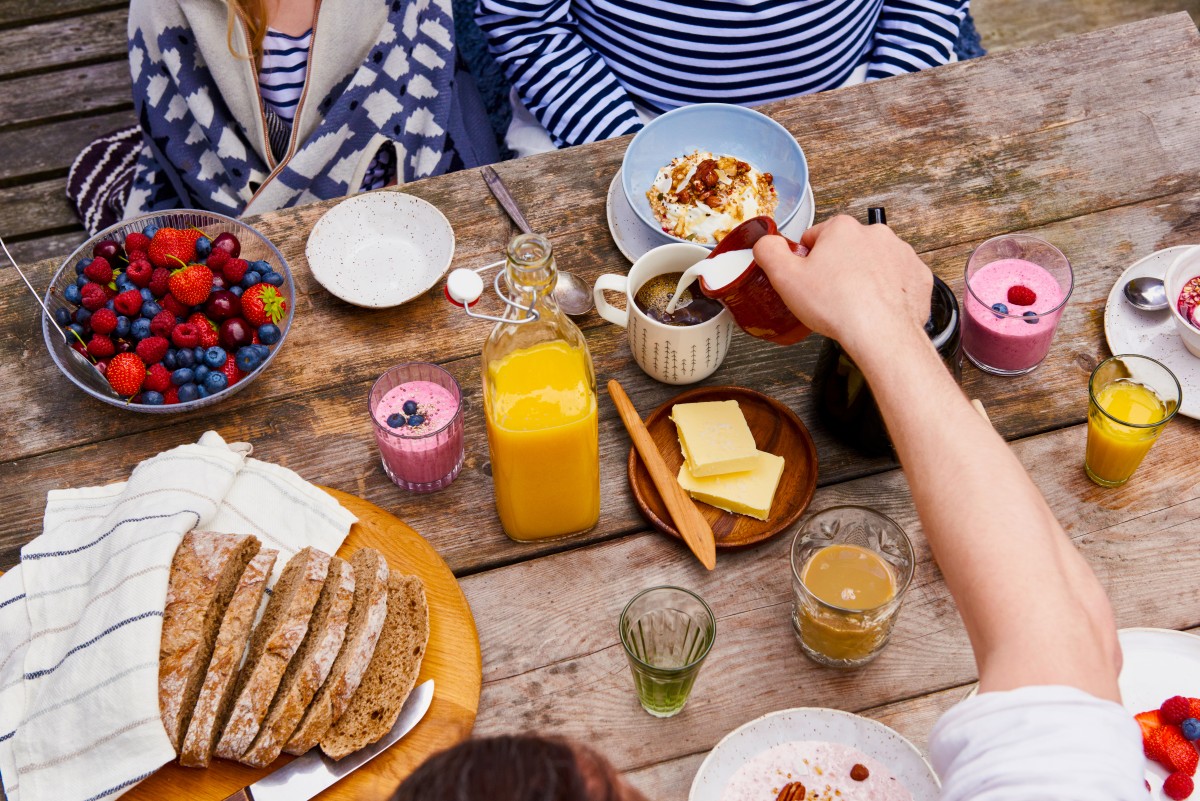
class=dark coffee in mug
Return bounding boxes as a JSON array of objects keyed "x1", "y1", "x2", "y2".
[{"x1": 634, "y1": 272, "x2": 724, "y2": 327}]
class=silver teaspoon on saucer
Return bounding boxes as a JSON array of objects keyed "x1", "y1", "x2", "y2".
[{"x1": 1123, "y1": 275, "x2": 1169, "y2": 312}]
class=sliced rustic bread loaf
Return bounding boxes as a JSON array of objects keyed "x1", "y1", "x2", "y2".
[
  {"x1": 285, "y1": 547, "x2": 390, "y2": 755},
  {"x1": 179, "y1": 548, "x2": 277, "y2": 767},
  {"x1": 214, "y1": 546, "x2": 330, "y2": 761},
  {"x1": 320, "y1": 573, "x2": 428, "y2": 760},
  {"x1": 238, "y1": 556, "x2": 356, "y2": 767},
  {"x1": 159, "y1": 531, "x2": 261, "y2": 753}
]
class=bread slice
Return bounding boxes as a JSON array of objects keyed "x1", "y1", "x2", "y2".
[
  {"x1": 159, "y1": 532, "x2": 261, "y2": 753},
  {"x1": 214, "y1": 546, "x2": 330, "y2": 761},
  {"x1": 320, "y1": 573, "x2": 428, "y2": 760},
  {"x1": 238, "y1": 556, "x2": 356, "y2": 767},
  {"x1": 285, "y1": 548, "x2": 390, "y2": 755},
  {"x1": 179, "y1": 548, "x2": 277, "y2": 767}
]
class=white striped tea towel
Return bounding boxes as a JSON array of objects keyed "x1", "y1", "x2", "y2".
[{"x1": 0, "y1": 431, "x2": 357, "y2": 801}]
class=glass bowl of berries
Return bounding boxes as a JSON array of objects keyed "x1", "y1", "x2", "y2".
[{"x1": 43, "y1": 210, "x2": 294, "y2": 412}]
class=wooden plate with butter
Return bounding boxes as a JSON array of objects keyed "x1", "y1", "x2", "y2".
[{"x1": 628, "y1": 386, "x2": 818, "y2": 549}]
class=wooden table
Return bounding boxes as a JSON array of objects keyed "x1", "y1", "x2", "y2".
[{"x1": 3, "y1": 14, "x2": 1200, "y2": 800}]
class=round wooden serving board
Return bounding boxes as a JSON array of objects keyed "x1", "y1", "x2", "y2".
[
  {"x1": 124, "y1": 488, "x2": 481, "y2": 801},
  {"x1": 629, "y1": 386, "x2": 818, "y2": 549}
]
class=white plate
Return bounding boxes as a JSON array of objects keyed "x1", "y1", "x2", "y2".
[
  {"x1": 1119, "y1": 628, "x2": 1200, "y2": 798},
  {"x1": 1104, "y1": 246, "x2": 1200, "y2": 419},
  {"x1": 306, "y1": 192, "x2": 455, "y2": 308},
  {"x1": 606, "y1": 168, "x2": 816, "y2": 264},
  {"x1": 689, "y1": 707, "x2": 940, "y2": 801}
]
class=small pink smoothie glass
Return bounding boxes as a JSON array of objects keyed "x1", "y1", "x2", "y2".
[
  {"x1": 369, "y1": 363, "x2": 465, "y2": 493},
  {"x1": 962, "y1": 234, "x2": 1073, "y2": 376}
]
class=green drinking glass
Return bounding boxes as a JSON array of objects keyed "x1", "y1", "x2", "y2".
[{"x1": 618, "y1": 586, "x2": 716, "y2": 718}]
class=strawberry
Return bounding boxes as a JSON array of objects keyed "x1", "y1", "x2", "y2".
[
  {"x1": 206, "y1": 247, "x2": 231, "y2": 271},
  {"x1": 86, "y1": 335, "x2": 115, "y2": 358},
  {"x1": 106, "y1": 353, "x2": 145, "y2": 396},
  {"x1": 220, "y1": 354, "x2": 244, "y2": 387},
  {"x1": 114, "y1": 289, "x2": 143, "y2": 316},
  {"x1": 240, "y1": 284, "x2": 287, "y2": 327},
  {"x1": 149, "y1": 267, "x2": 171, "y2": 298},
  {"x1": 1188, "y1": 699, "x2": 1200, "y2": 721},
  {"x1": 1166, "y1": 772, "x2": 1196, "y2": 800},
  {"x1": 188, "y1": 313, "x2": 219, "y2": 348},
  {"x1": 223, "y1": 257, "x2": 249, "y2": 284},
  {"x1": 1007, "y1": 285, "x2": 1036, "y2": 306},
  {"x1": 135, "y1": 335, "x2": 169, "y2": 365},
  {"x1": 83, "y1": 257, "x2": 113, "y2": 284},
  {"x1": 124, "y1": 231, "x2": 151, "y2": 253},
  {"x1": 1165, "y1": 697, "x2": 1193, "y2": 726},
  {"x1": 81, "y1": 283, "x2": 108, "y2": 311},
  {"x1": 1149, "y1": 728, "x2": 1173, "y2": 766},
  {"x1": 149, "y1": 310, "x2": 177, "y2": 339},
  {"x1": 168, "y1": 263, "x2": 213, "y2": 306},
  {"x1": 126, "y1": 259, "x2": 153, "y2": 287},
  {"x1": 147, "y1": 228, "x2": 197, "y2": 269},
  {"x1": 144, "y1": 363, "x2": 172, "y2": 393},
  {"x1": 1162, "y1": 726, "x2": 1199, "y2": 775},
  {"x1": 90, "y1": 308, "x2": 118, "y2": 335},
  {"x1": 161, "y1": 292, "x2": 192, "y2": 319},
  {"x1": 171, "y1": 323, "x2": 201, "y2": 349},
  {"x1": 163, "y1": 386, "x2": 180, "y2": 405}
]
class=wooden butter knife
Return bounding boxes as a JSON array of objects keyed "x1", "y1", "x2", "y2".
[{"x1": 608, "y1": 379, "x2": 717, "y2": 570}]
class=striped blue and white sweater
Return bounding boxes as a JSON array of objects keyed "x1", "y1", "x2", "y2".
[
  {"x1": 126, "y1": 0, "x2": 461, "y2": 219},
  {"x1": 476, "y1": 0, "x2": 968, "y2": 148}
]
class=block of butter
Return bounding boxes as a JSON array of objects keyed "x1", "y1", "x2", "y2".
[
  {"x1": 677, "y1": 450, "x2": 785, "y2": 521},
  {"x1": 670, "y1": 400, "x2": 759, "y2": 477}
]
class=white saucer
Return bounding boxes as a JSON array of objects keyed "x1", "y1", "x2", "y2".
[
  {"x1": 306, "y1": 192, "x2": 455, "y2": 308},
  {"x1": 1104, "y1": 246, "x2": 1200, "y2": 419},
  {"x1": 606, "y1": 168, "x2": 816, "y2": 264},
  {"x1": 689, "y1": 707, "x2": 939, "y2": 801}
]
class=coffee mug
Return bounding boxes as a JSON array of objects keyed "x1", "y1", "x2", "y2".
[{"x1": 594, "y1": 243, "x2": 734, "y2": 385}]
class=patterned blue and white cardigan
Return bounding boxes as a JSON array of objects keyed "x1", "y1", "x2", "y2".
[{"x1": 126, "y1": 0, "x2": 461, "y2": 218}]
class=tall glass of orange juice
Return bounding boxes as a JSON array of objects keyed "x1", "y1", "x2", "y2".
[
  {"x1": 483, "y1": 234, "x2": 600, "y2": 541},
  {"x1": 1085, "y1": 355, "x2": 1181, "y2": 487}
]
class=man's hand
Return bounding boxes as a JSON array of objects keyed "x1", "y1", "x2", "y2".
[{"x1": 752, "y1": 215, "x2": 933, "y2": 357}]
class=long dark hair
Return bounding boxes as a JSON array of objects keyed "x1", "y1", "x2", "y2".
[{"x1": 391, "y1": 735, "x2": 649, "y2": 801}]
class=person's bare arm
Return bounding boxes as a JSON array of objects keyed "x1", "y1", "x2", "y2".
[{"x1": 754, "y1": 217, "x2": 1121, "y2": 701}]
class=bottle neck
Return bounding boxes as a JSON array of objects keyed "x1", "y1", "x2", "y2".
[{"x1": 504, "y1": 233, "x2": 557, "y2": 312}]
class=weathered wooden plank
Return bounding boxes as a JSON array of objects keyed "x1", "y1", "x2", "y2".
[
  {"x1": 0, "y1": 59, "x2": 130, "y2": 128},
  {"x1": 464, "y1": 419, "x2": 1200, "y2": 783},
  {"x1": 0, "y1": 0, "x2": 124, "y2": 29},
  {"x1": 0, "y1": 9, "x2": 125, "y2": 77},
  {"x1": 5, "y1": 230, "x2": 88, "y2": 266},
  {"x1": 0, "y1": 110, "x2": 134, "y2": 184},
  {"x1": 0, "y1": 177, "x2": 82, "y2": 237},
  {"x1": 975, "y1": 2, "x2": 1200, "y2": 55}
]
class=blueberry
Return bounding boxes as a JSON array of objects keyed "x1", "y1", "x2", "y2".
[
  {"x1": 177, "y1": 383, "x2": 199, "y2": 403},
  {"x1": 250, "y1": 259, "x2": 271, "y2": 272},
  {"x1": 114, "y1": 315, "x2": 131, "y2": 338},
  {"x1": 203, "y1": 371, "x2": 228, "y2": 393},
  {"x1": 251, "y1": 343, "x2": 270, "y2": 360},
  {"x1": 991, "y1": 303, "x2": 1009, "y2": 316},
  {"x1": 229, "y1": 285, "x2": 243, "y2": 297},
  {"x1": 203, "y1": 346, "x2": 227, "y2": 368},
  {"x1": 75, "y1": 258, "x2": 90, "y2": 275},
  {"x1": 257, "y1": 323, "x2": 281, "y2": 345},
  {"x1": 402, "y1": 400, "x2": 419, "y2": 416},
  {"x1": 175, "y1": 348, "x2": 195, "y2": 368},
  {"x1": 131, "y1": 317, "x2": 152, "y2": 340},
  {"x1": 74, "y1": 308, "x2": 91, "y2": 326},
  {"x1": 194, "y1": 237, "x2": 212, "y2": 258},
  {"x1": 163, "y1": 349, "x2": 178, "y2": 369},
  {"x1": 141, "y1": 391, "x2": 164, "y2": 405},
  {"x1": 142, "y1": 225, "x2": 159, "y2": 239},
  {"x1": 75, "y1": 274, "x2": 89, "y2": 288},
  {"x1": 140, "y1": 301, "x2": 162, "y2": 319},
  {"x1": 54, "y1": 308, "x2": 71, "y2": 326},
  {"x1": 104, "y1": 300, "x2": 116, "y2": 311},
  {"x1": 194, "y1": 365, "x2": 210, "y2": 383},
  {"x1": 262, "y1": 271, "x2": 284, "y2": 287},
  {"x1": 1022, "y1": 311, "x2": 1039, "y2": 324},
  {"x1": 67, "y1": 323, "x2": 86, "y2": 341},
  {"x1": 139, "y1": 288, "x2": 154, "y2": 302},
  {"x1": 64, "y1": 284, "x2": 82, "y2": 304},
  {"x1": 408, "y1": 413, "x2": 426, "y2": 427},
  {"x1": 193, "y1": 346, "x2": 206, "y2": 362},
  {"x1": 1183, "y1": 718, "x2": 1200, "y2": 741},
  {"x1": 196, "y1": 384, "x2": 211, "y2": 398},
  {"x1": 171, "y1": 367, "x2": 195, "y2": 387},
  {"x1": 241, "y1": 271, "x2": 261, "y2": 288},
  {"x1": 386, "y1": 413, "x2": 407, "y2": 428},
  {"x1": 235, "y1": 346, "x2": 259, "y2": 373}
]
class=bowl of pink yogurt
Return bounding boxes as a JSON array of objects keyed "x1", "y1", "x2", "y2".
[{"x1": 1165, "y1": 245, "x2": 1200, "y2": 358}]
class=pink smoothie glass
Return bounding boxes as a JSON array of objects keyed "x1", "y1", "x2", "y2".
[
  {"x1": 962, "y1": 234, "x2": 1073, "y2": 376},
  {"x1": 369, "y1": 363, "x2": 465, "y2": 493}
]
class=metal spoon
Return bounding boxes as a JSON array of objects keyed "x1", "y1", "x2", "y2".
[
  {"x1": 480, "y1": 166, "x2": 594, "y2": 316},
  {"x1": 1123, "y1": 275, "x2": 1169, "y2": 312},
  {"x1": 0, "y1": 235, "x2": 122, "y2": 400}
]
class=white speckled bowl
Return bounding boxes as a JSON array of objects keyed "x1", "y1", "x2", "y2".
[
  {"x1": 689, "y1": 707, "x2": 940, "y2": 801},
  {"x1": 306, "y1": 192, "x2": 455, "y2": 308}
]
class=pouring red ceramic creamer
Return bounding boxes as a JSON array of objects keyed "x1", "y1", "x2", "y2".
[{"x1": 683, "y1": 216, "x2": 811, "y2": 345}]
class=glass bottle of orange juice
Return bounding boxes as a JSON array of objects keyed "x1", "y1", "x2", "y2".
[{"x1": 482, "y1": 233, "x2": 600, "y2": 541}]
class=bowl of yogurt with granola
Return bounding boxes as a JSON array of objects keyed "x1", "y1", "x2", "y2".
[{"x1": 690, "y1": 708, "x2": 939, "y2": 801}]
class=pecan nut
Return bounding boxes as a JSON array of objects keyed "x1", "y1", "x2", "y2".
[
  {"x1": 850, "y1": 763, "x2": 870, "y2": 781},
  {"x1": 775, "y1": 781, "x2": 806, "y2": 801}
]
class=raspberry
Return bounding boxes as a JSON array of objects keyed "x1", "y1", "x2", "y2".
[
  {"x1": 83, "y1": 257, "x2": 113, "y2": 284},
  {"x1": 90, "y1": 308, "x2": 118, "y2": 335},
  {"x1": 1165, "y1": 697, "x2": 1193, "y2": 726},
  {"x1": 86, "y1": 335, "x2": 115, "y2": 358},
  {"x1": 223, "y1": 258, "x2": 249, "y2": 284},
  {"x1": 1006, "y1": 285, "x2": 1037, "y2": 306},
  {"x1": 114, "y1": 289, "x2": 143, "y2": 316},
  {"x1": 81, "y1": 283, "x2": 108, "y2": 311},
  {"x1": 163, "y1": 386, "x2": 180, "y2": 405},
  {"x1": 124, "y1": 232, "x2": 151, "y2": 253},
  {"x1": 162, "y1": 292, "x2": 191, "y2": 319},
  {"x1": 126, "y1": 259, "x2": 153, "y2": 287},
  {"x1": 143, "y1": 363, "x2": 172, "y2": 393},
  {"x1": 135, "y1": 335, "x2": 169, "y2": 364},
  {"x1": 188, "y1": 313, "x2": 219, "y2": 348},
  {"x1": 149, "y1": 310, "x2": 177, "y2": 338},
  {"x1": 171, "y1": 323, "x2": 200, "y2": 349},
  {"x1": 1165, "y1": 772, "x2": 1195, "y2": 800},
  {"x1": 149, "y1": 267, "x2": 171, "y2": 298},
  {"x1": 206, "y1": 247, "x2": 230, "y2": 271}
]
